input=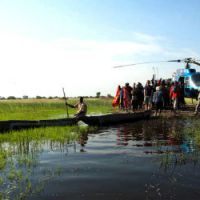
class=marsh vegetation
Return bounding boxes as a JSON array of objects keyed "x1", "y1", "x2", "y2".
[
  {"x1": 0, "y1": 98, "x2": 115, "y2": 120},
  {"x1": 0, "y1": 98, "x2": 200, "y2": 199},
  {"x1": 0, "y1": 125, "x2": 96, "y2": 200}
]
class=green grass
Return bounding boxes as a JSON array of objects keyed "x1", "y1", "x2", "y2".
[
  {"x1": 0, "y1": 125, "x2": 97, "y2": 150},
  {"x1": 0, "y1": 97, "x2": 197, "y2": 121},
  {"x1": 185, "y1": 97, "x2": 197, "y2": 105},
  {"x1": 0, "y1": 98, "x2": 115, "y2": 120}
]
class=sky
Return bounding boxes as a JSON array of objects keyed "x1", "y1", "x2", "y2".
[{"x1": 0, "y1": 0, "x2": 200, "y2": 98}]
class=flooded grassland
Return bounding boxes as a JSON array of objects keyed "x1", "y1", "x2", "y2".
[
  {"x1": 0, "y1": 116, "x2": 200, "y2": 200},
  {"x1": 0, "y1": 126, "x2": 96, "y2": 200},
  {"x1": 0, "y1": 98, "x2": 200, "y2": 200}
]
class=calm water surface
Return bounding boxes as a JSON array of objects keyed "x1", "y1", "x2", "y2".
[{"x1": 3, "y1": 118, "x2": 200, "y2": 200}]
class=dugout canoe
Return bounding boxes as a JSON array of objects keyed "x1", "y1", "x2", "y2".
[
  {"x1": 79, "y1": 110, "x2": 151, "y2": 126},
  {"x1": 0, "y1": 111, "x2": 151, "y2": 133},
  {"x1": 0, "y1": 118, "x2": 77, "y2": 133}
]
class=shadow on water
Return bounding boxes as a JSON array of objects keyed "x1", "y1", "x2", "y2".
[{"x1": 1, "y1": 118, "x2": 200, "y2": 200}]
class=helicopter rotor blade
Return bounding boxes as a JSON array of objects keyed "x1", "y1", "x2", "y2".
[
  {"x1": 113, "y1": 58, "x2": 200, "y2": 68},
  {"x1": 113, "y1": 61, "x2": 166, "y2": 68},
  {"x1": 113, "y1": 63, "x2": 142, "y2": 68},
  {"x1": 167, "y1": 59, "x2": 182, "y2": 63},
  {"x1": 191, "y1": 60, "x2": 200, "y2": 67}
]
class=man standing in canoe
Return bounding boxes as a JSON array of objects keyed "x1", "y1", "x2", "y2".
[{"x1": 66, "y1": 97, "x2": 87, "y2": 117}]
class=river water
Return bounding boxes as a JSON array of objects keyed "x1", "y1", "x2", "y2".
[{"x1": 4, "y1": 118, "x2": 200, "y2": 200}]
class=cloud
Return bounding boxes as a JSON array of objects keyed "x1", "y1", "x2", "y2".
[
  {"x1": 0, "y1": 32, "x2": 199, "y2": 97},
  {"x1": 133, "y1": 32, "x2": 165, "y2": 43},
  {"x1": 54, "y1": 36, "x2": 163, "y2": 58}
]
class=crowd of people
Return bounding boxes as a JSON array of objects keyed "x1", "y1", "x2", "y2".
[
  {"x1": 113, "y1": 79, "x2": 187, "y2": 116},
  {"x1": 64, "y1": 80, "x2": 199, "y2": 118}
]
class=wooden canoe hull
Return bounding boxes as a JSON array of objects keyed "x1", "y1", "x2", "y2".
[
  {"x1": 0, "y1": 111, "x2": 151, "y2": 133},
  {"x1": 0, "y1": 118, "x2": 77, "y2": 133},
  {"x1": 79, "y1": 111, "x2": 151, "y2": 126}
]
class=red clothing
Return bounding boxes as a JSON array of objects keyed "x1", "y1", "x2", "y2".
[
  {"x1": 123, "y1": 87, "x2": 131, "y2": 109},
  {"x1": 112, "y1": 86, "x2": 121, "y2": 107},
  {"x1": 170, "y1": 85, "x2": 180, "y2": 99},
  {"x1": 115, "y1": 86, "x2": 121, "y2": 97}
]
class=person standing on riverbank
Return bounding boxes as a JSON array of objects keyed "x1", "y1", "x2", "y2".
[
  {"x1": 112, "y1": 85, "x2": 121, "y2": 108},
  {"x1": 170, "y1": 81, "x2": 180, "y2": 114},
  {"x1": 144, "y1": 80, "x2": 153, "y2": 110},
  {"x1": 194, "y1": 89, "x2": 200, "y2": 114},
  {"x1": 153, "y1": 86, "x2": 163, "y2": 116},
  {"x1": 123, "y1": 83, "x2": 132, "y2": 111}
]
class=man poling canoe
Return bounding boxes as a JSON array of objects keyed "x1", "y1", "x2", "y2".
[{"x1": 66, "y1": 97, "x2": 87, "y2": 118}]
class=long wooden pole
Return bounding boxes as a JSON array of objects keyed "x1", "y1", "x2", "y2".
[{"x1": 62, "y1": 88, "x2": 69, "y2": 118}]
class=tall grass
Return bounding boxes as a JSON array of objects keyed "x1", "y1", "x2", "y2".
[{"x1": 0, "y1": 98, "x2": 115, "y2": 120}]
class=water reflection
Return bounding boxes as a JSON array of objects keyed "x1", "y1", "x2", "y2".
[
  {"x1": 78, "y1": 133, "x2": 88, "y2": 152},
  {"x1": 115, "y1": 118, "x2": 196, "y2": 155},
  {"x1": 1, "y1": 118, "x2": 200, "y2": 200},
  {"x1": 112, "y1": 118, "x2": 199, "y2": 200}
]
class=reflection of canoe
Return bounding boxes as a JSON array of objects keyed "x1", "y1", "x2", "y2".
[
  {"x1": 0, "y1": 118, "x2": 77, "y2": 133},
  {"x1": 79, "y1": 110, "x2": 151, "y2": 126},
  {"x1": 0, "y1": 111, "x2": 151, "y2": 133}
]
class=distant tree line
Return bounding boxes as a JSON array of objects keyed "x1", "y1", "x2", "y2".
[{"x1": 0, "y1": 93, "x2": 113, "y2": 100}]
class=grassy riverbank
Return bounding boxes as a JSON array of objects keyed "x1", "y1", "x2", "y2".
[{"x1": 0, "y1": 97, "x2": 197, "y2": 121}]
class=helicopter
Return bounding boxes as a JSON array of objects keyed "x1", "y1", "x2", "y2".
[{"x1": 114, "y1": 58, "x2": 200, "y2": 98}]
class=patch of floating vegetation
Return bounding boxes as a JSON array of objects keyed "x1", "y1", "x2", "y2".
[{"x1": 159, "y1": 118, "x2": 200, "y2": 172}]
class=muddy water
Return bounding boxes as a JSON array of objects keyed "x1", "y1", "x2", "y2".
[{"x1": 19, "y1": 119, "x2": 200, "y2": 199}]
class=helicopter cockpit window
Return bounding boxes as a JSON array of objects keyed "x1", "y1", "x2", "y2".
[
  {"x1": 189, "y1": 69, "x2": 196, "y2": 73},
  {"x1": 191, "y1": 73, "x2": 200, "y2": 86}
]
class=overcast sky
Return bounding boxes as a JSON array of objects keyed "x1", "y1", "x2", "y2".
[{"x1": 0, "y1": 0, "x2": 200, "y2": 97}]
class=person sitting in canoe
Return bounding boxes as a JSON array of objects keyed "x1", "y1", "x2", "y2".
[{"x1": 66, "y1": 97, "x2": 87, "y2": 117}]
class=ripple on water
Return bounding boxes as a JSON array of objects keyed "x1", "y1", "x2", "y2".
[{"x1": 6, "y1": 118, "x2": 200, "y2": 200}]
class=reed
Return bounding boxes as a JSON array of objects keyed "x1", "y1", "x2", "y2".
[{"x1": 0, "y1": 98, "x2": 115, "y2": 120}]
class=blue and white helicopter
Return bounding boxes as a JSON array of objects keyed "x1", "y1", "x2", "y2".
[
  {"x1": 114, "y1": 57, "x2": 200, "y2": 98},
  {"x1": 170, "y1": 58, "x2": 200, "y2": 98}
]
